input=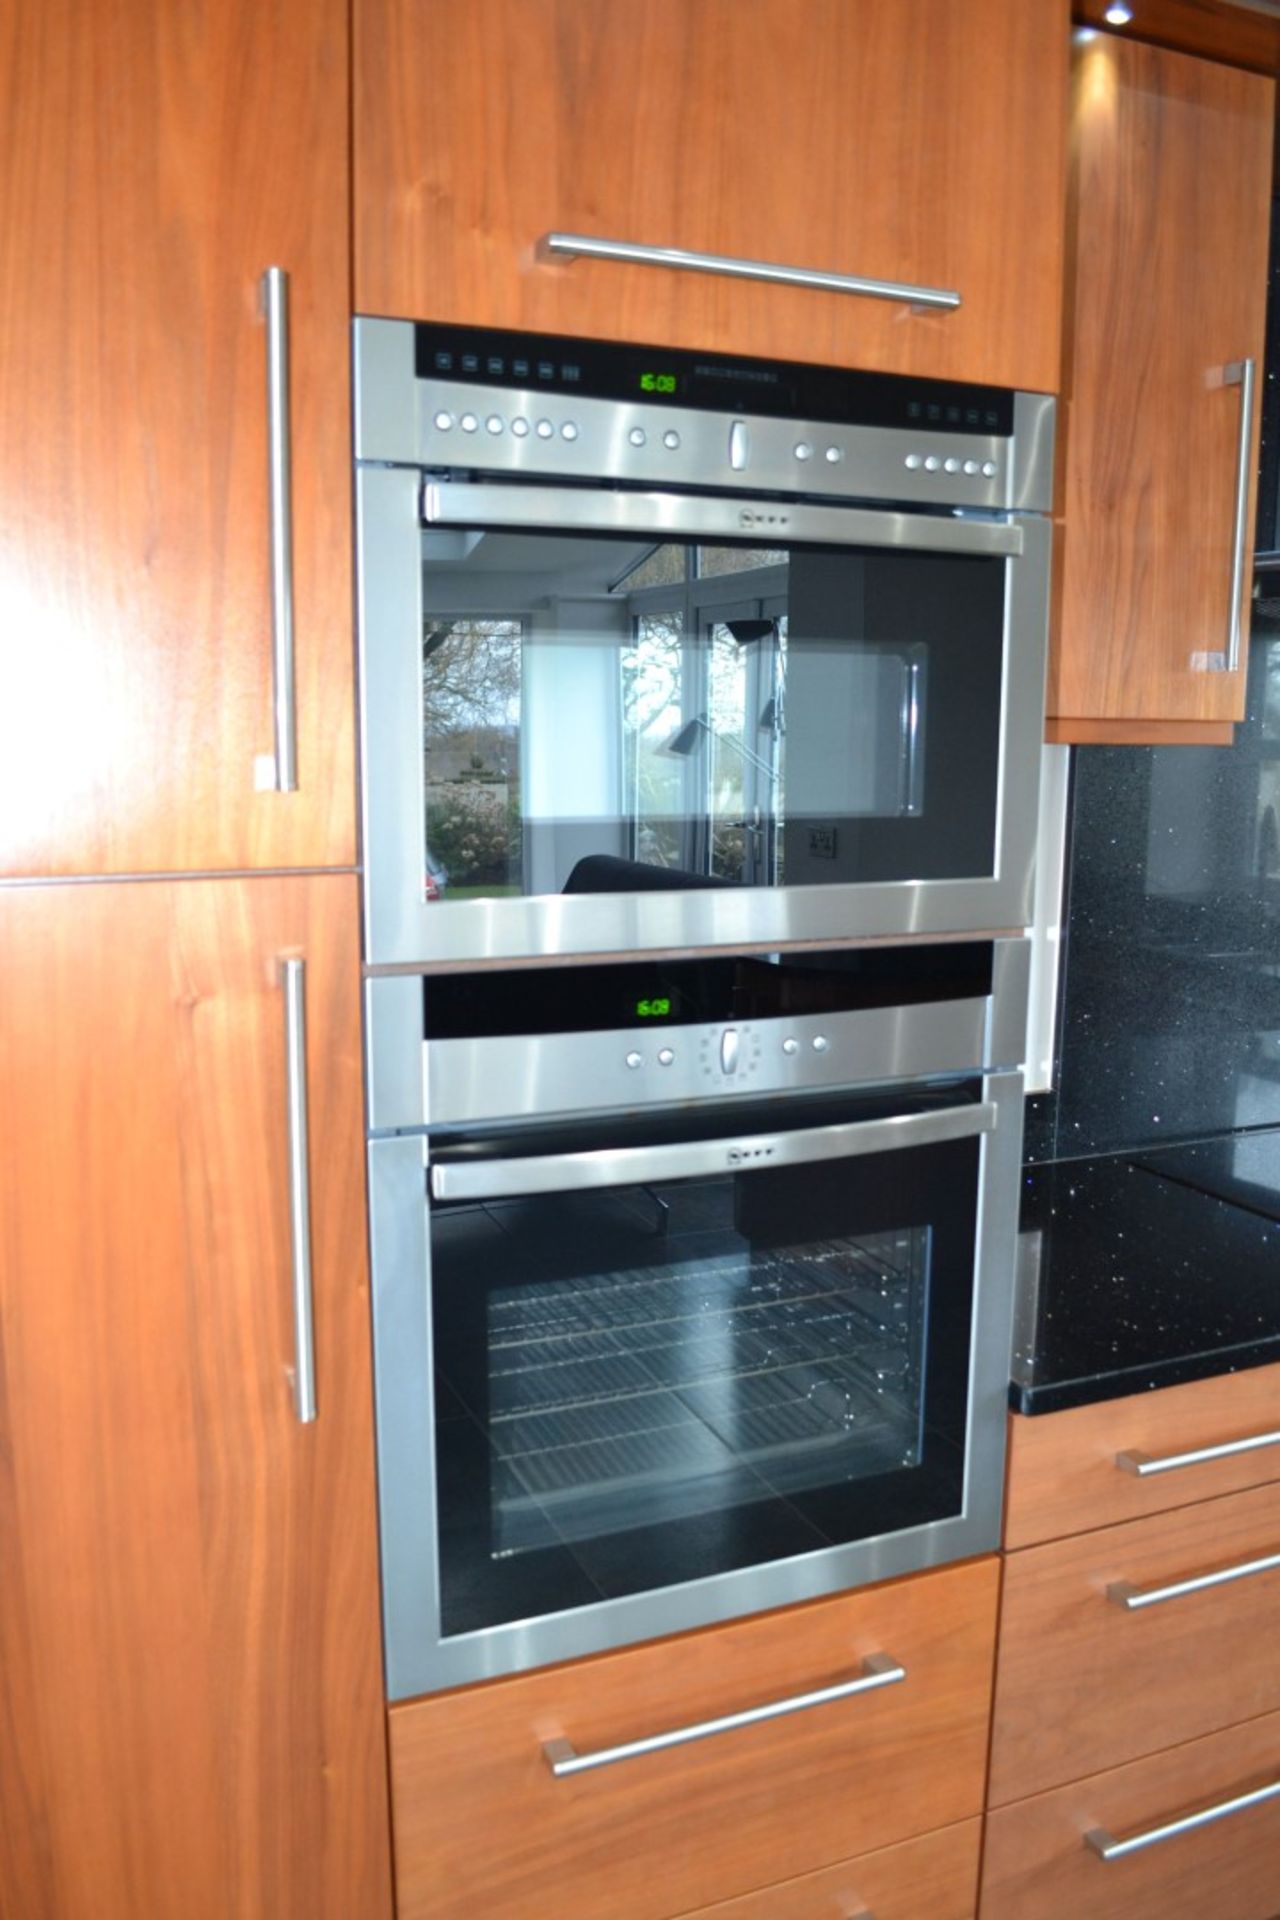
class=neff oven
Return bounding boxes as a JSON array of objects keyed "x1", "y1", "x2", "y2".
[
  {"x1": 354, "y1": 320, "x2": 1054, "y2": 966},
  {"x1": 366, "y1": 940, "x2": 1027, "y2": 1698}
]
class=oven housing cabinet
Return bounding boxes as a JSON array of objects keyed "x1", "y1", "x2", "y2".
[
  {"x1": 365, "y1": 941, "x2": 1029, "y2": 1701},
  {"x1": 353, "y1": 317, "x2": 1055, "y2": 968}
]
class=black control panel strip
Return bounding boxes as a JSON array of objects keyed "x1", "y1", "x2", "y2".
[{"x1": 413, "y1": 322, "x2": 1016, "y2": 437}]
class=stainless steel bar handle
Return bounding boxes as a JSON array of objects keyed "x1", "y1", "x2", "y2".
[
  {"x1": 1108, "y1": 1547, "x2": 1280, "y2": 1611},
  {"x1": 542, "y1": 232, "x2": 962, "y2": 313},
  {"x1": 281, "y1": 957, "x2": 317, "y2": 1423},
  {"x1": 261, "y1": 266, "x2": 298, "y2": 791},
  {"x1": 431, "y1": 1101, "x2": 997, "y2": 1204},
  {"x1": 1117, "y1": 1429, "x2": 1280, "y2": 1477},
  {"x1": 1085, "y1": 1776, "x2": 1280, "y2": 1862},
  {"x1": 543, "y1": 1653, "x2": 905, "y2": 1778},
  {"x1": 1224, "y1": 356, "x2": 1256, "y2": 676}
]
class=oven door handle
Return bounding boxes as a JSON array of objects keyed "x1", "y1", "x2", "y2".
[
  {"x1": 421, "y1": 480, "x2": 1025, "y2": 558},
  {"x1": 428, "y1": 1101, "x2": 996, "y2": 1203}
]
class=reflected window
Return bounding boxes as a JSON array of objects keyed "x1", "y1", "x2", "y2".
[{"x1": 423, "y1": 617, "x2": 523, "y2": 897}]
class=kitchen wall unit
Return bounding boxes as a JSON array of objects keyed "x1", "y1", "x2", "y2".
[
  {"x1": 389, "y1": 1559, "x2": 998, "y2": 1920},
  {"x1": 982, "y1": 1362, "x2": 1280, "y2": 1916},
  {"x1": 0, "y1": 0, "x2": 356, "y2": 877},
  {"x1": 1048, "y1": 32, "x2": 1273, "y2": 744},
  {"x1": 0, "y1": 877, "x2": 392, "y2": 1920},
  {"x1": 354, "y1": 0, "x2": 1068, "y2": 393}
]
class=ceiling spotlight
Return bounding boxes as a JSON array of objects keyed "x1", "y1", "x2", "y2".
[{"x1": 1104, "y1": 3, "x2": 1133, "y2": 23}]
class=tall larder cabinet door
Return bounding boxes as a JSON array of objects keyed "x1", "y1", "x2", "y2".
[
  {"x1": 0, "y1": 0, "x2": 355, "y2": 876},
  {"x1": 354, "y1": 0, "x2": 1067, "y2": 393},
  {"x1": 1049, "y1": 33, "x2": 1274, "y2": 743},
  {"x1": 0, "y1": 876, "x2": 392, "y2": 1920}
]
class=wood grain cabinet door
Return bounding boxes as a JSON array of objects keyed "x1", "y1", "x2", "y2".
[
  {"x1": 0, "y1": 0, "x2": 355, "y2": 877},
  {"x1": 355, "y1": 0, "x2": 1067, "y2": 393},
  {"x1": 1049, "y1": 33, "x2": 1274, "y2": 743},
  {"x1": 0, "y1": 877, "x2": 392, "y2": 1920}
]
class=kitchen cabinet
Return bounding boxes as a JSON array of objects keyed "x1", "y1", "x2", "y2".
[
  {"x1": 0, "y1": 0, "x2": 356, "y2": 878},
  {"x1": 0, "y1": 876, "x2": 392, "y2": 1920},
  {"x1": 388, "y1": 1558, "x2": 998, "y2": 1920},
  {"x1": 1047, "y1": 31, "x2": 1274, "y2": 744},
  {"x1": 675, "y1": 1820, "x2": 981, "y2": 1919},
  {"x1": 354, "y1": 0, "x2": 1068, "y2": 393}
]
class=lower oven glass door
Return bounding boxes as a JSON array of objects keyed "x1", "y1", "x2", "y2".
[{"x1": 368, "y1": 1072, "x2": 1021, "y2": 1695}]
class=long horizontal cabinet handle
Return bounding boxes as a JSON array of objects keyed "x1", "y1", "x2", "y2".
[
  {"x1": 1116, "y1": 1429, "x2": 1280, "y2": 1477},
  {"x1": 1108, "y1": 1548, "x2": 1280, "y2": 1611},
  {"x1": 542, "y1": 1653, "x2": 905, "y2": 1778},
  {"x1": 1086, "y1": 1775, "x2": 1280, "y2": 1862},
  {"x1": 541, "y1": 232, "x2": 962, "y2": 313}
]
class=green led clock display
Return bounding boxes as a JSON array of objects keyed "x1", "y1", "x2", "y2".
[
  {"x1": 635, "y1": 997, "x2": 672, "y2": 1019},
  {"x1": 639, "y1": 372, "x2": 677, "y2": 394}
]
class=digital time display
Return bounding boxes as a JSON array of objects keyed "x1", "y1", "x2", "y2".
[
  {"x1": 635, "y1": 997, "x2": 673, "y2": 1019},
  {"x1": 639, "y1": 372, "x2": 678, "y2": 395}
]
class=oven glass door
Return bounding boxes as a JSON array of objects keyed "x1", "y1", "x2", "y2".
[
  {"x1": 416, "y1": 522, "x2": 1012, "y2": 905},
  {"x1": 427, "y1": 1083, "x2": 985, "y2": 1641}
]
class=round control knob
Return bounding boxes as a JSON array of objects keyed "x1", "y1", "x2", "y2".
[
  {"x1": 982, "y1": 459, "x2": 998, "y2": 478},
  {"x1": 782, "y1": 1037, "x2": 799, "y2": 1056},
  {"x1": 485, "y1": 415, "x2": 504, "y2": 435},
  {"x1": 625, "y1": 1051, "x2": 643, "y2": 1070},
  {"x1": 962, "y1": 458, "x2": 980, "y2": 476},
  {"x1": 629, "y1": 427, "x2": 647, "y2": 447},
  {"x1": 511, "y1": 417, "x2": 530, "y2": 438},
  {"x1": 663, "y1": 430, "x2": 681, "y2": 451},
  {"x1": 561, "y1": 421, "x2": 579, "y2": 441},
  {"x1": 923, "y1": 454, "x2": 941, "y2": 473},
  {"x1": 535, "y1": 419, "x2": 554, "y2": 439},
  {"x1": 905, "y1": 453, "x2": 923, "y2": 471},
  {"x1": 433, "y1": 410, "x2": 454, "y2": 432},
  {"x1": 824, "y1": 445, "x2": 843, "y2": 464},
  {"x1": 658, "y1": 1047, "x2": 675, "y2": 1066},
  {"x1": 944, "y1": 456, "x2": 960, "y2": 474},
  {"x1": 812, "y1": 1035, "x2": 830, "y2": 1054},
  {"x1": 795, "y1": 442, "x2": 814, "y2": 462},
  {"x1": 460, "y1": 412, "x2": 479, "y2": 433}
]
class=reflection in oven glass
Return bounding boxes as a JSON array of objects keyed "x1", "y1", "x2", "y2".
[{"x1": 437, "y1": 1187, "x2": 930, "y2": 1561}]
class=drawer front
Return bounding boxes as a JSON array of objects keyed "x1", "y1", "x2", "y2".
[
  {"x1": 982, "y1": 1711, "x2": 1280, "y2": 1920},
  {"x1": 1005, "y1": 1362, "x2": 1280, "y2": 1550},
  {"x1": 991, "y1": 1480, "x2": 1280, "y2": 1803},
  {"x1": 678, "y1": 1819, "x2": 980, "y2": 1918},
  {"x1": 389, "y1": 1560, "x2": 998, "y2": 1920}
]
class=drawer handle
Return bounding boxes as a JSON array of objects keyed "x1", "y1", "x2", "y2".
[
  {"x1": 1116, "y1": 1428, "x2": 1280, "y2": 1477},
  {"x1": 1108, "y1": 1548, "x2": 1280, "y2": 1611},
  {"x1": 542, "y1": 1652, "x2": 906, "y2": 1778},
  {"x1": 541, "y1": 233, "x2": 962, "y2": 313},
  {"x1": 1085, "y1": 1775, "x2": 1280, "y2": 1862}
]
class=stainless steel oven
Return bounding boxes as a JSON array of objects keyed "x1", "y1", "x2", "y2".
[
  {"x1": 366, "y1": 939, "x2": 1028, "y2": 1699},
  {"x1": 354, "y1": 319, "x2": 1054, "y2": 966}
]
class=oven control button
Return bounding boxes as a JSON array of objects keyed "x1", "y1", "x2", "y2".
[
  {"x1": 460, "y1": 412, "x2": 479, "y2": 433},
  {"x1": 782, "y1": 1037, "x2": 799, "y2": 1056},
  {"x1": 486, "y1": 415, "x2": 504, "y2": 435},
  {"x1": 944, "y1": 456, "x2": 960, "y2": 474},
  {"x1": 824, "y1": 445, "x2": 843, "y2": 463},
  {"x1": 561, "y1": 421, "x2": 579, "y2": 441},
  {"x1": 904, "y1": 453, "x2": 923, "y2": 470},
  {"x1": 625, "y1": 1050, "x2": 643, "y2": 1070},
  {"x1": 812, "y1": 1035, "x2": 830, "y2": 1053},
  {"x1": 511, "y1": 417, "x2": 530, "y2": 438},
  {"x1": 433, "y1": 410, "x2": 454, "y2": 432},
  {"x1": 729, "y1": 421, "x2": 749, "y2": 470},
  {"x1": 963, "y1": 458, "x2": 980, "y2": 475},
  {"x1": 794, "y1": 442, "x2": 813, "y2": 462},
  {"x1": 629, "y1": 427, "x2": 647, "y2": 447},
  {"x1": 982, "y1": 459, "x2": 998, "y2": 478},
  {"x1": 924, "y1": 454, "x2": 941, "y2": 472},
  {"x1": 658, "y1": 1047, "x2": 675, "y2": 1066},
  {"x1": 720, "y1": 1028, "x2": 740, "y2": 1075},
  {"x1": 535, "y1": 419, "x2": 554, "y2": 439},
  {"x1": 663, "y1": 430, "x2": 681, "y2": 451}
]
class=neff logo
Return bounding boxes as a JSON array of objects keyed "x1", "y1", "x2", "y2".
[
  {"x1": 738, "y1": 511, "x2": 789, "y2": 529},
  {"x1": 728, "y1": 1144, "x2": 776, "y2": 1165}
]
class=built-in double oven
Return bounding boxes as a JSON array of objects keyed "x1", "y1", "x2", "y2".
[{"x1": 355, "y1": 321, "x2": 1053, "y2": 1698}]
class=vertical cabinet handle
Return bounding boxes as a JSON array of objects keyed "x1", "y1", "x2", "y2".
[
  {"x1": 260, "y1": 266, "x2": 298, "y2": 791},
  {"x1": 281, "y1": 956, "x2": 317, "y2": 1422},
  {"x1": 1223, "y1": 356, "x2": 1256, "y2": 676}
]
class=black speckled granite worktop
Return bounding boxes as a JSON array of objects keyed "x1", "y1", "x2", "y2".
[{"x1": 1011, "y1": 1129, "x2": 1280, "y2": 1415}]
